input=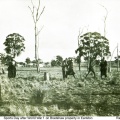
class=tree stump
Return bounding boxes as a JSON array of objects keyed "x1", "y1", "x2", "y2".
[{"x1": 44, "y1": 72, "x2": 49, "y2": 81}]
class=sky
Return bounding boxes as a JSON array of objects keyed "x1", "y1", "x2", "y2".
[{"x1": 0, "y1": 0, "x2": 120, "y2": 62}]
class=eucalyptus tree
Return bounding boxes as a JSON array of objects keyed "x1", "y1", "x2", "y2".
[
  {"x1": 56, "y1": 55, "x2": 63, "y2": 66},
  {"x1": 75, "y1": 32, "x2": 111, "y2": 71},
  {"x1": 25, "y1": 57, "x2": 31, "y2": 65},
  {"x1": 3, "y1": 33, "x2": 25, "y2": 63}
]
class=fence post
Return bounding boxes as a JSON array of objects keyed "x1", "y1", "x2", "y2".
[{"x1": 44, "y1": 72, "x2": 50, "y2": 81}]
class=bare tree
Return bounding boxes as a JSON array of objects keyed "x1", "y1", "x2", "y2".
[
  {"x1": 99, "y1": 4, "x2": 109, "y2": 58},
  {"x1": 77, "y1": 28, "x2": 84, "y2": 71},
  {"x1": 102, "y1": 6, "x2": 108, "y2": 37},
  {"x1": 28, "y1": 0, "x2": 45, "y2": 72}
]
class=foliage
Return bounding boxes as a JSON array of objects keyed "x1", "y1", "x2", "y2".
[
  {"x1": 3, "y1": 33, "x2": 25, "y2": 59},
  {"x1": 56, "y1": 55, "x2": 63, "y2": 66},
  {"x1": 31, "y1": 59, "x2": 43, "y2": 64},
  {"x1": 0, "y1": 53, "x2": 13, "y2": 65},
  {"x1": 114, "y1": 56, "x2": 120, "y2": 66},
  {"x1": 75, "y1": 55, "x2": 81, "y2": 64},
  {"x1": 44, "y1": 62, "x2": 49, "y2": 65},
  {"x1": 25, "y1": 57, "x2": 31, "y2": 64},
  {"x1": 51, "y1": 55, "x2": 63, "y2": 67},
  {"x1": 30, "y1": 88, "x2": 45, "y2": 104},
  {"x1": 31, "y1": 60, "x2": 36, "y2": 64},
  {"x1": 51, "y1": 60, "x2": 56, "y2": 67},
  {"x1": 75, "y1": 32, "x2": 111, "y2": 61}
]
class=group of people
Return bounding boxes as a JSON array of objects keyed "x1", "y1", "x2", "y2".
[
  {"x1": 6, "y1": 57, "x2": 107, "y2": 79},
  {"x1": 62, "y1": 58, "x2": 75, "y2": 79},
  {"x1": 62, "y1": 57, "x2": 108, "y2": 80},
  {"x1": 100, "y1": 57, "x2": 107, "y2": 79},
  {"x1": 86, "y1": 57, "x2": 108, "y2": 79},
  {"x1": 86, "y1": 57, "x2": 107, "y2": 79}
]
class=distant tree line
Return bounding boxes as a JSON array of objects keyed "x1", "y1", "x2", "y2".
[{"x1": 51, "y1": 55, "x2": 63, "y2": 67}]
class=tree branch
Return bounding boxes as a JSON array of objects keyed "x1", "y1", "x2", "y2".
[
  {"x1": 36, "y1": 26, "x2": 44, "y2": 36},
  {"x1": 37, "y1": 6, "x2": 45, "y2": 21},
  {"x1": 28, "y1": 6, "x2": 36, "y2": 24},
  {"x1": 29, "y1": 0, "x2": 45, "y2": 24},
  {"x1": 36, "y1": 0, "x2": 40, "y2": 18},
  {"x1": 98, "y1": 4, "x2": 108, "y2": 37},
  {"x1": 31, "y1": 0, "x2": 34, "y2": 8}
]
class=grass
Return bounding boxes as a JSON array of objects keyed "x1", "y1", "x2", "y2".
[{"x1": 0, "y1": 66, "x2": 120, "y2": 116}]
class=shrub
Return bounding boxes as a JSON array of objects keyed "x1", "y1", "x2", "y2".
[{"x1": 30, "y1": 88, "x2": 45, "y2": 104}]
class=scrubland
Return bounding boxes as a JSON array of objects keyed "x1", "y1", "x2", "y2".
[{"x1": 0, "y1": 66, "x2": 120, "y2": 116}]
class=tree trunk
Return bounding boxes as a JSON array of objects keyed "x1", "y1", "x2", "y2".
[
  {"x1": 37, "y1": 62, "x2": 40, "y2": 72},
  {"x1": 79, "y1": 62, "x2": 80, "y2": 71},
  {"x1": 35, "y1": 25, "x2": 40, "y2": 72},
  {"x1": 29, "y1": 0, "x2": 45, "y2": 73},
  {"x1": 35, "y1": 25, "x2": 37, "y2": 61}
]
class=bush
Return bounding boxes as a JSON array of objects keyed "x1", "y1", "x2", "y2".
[{"x1": 30, "y1": 88, "x2": 45, "y2": 104}]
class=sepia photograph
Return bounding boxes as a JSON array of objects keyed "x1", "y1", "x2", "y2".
[{"x1": 0, "y1": 0, "x2": 120, "y2": 118}]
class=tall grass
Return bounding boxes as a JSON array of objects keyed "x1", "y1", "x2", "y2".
[{"x1": 0, "y1": 68, "x2": 120, "y2": 116}]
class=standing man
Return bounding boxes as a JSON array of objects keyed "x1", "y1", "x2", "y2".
[
  {"x1": 66, "y1": 59, "x2": 75, "y2": 78},
  {"x1": 100, "y1": 57, "x2": 107, "y2": 79},
  {"x1": 85, "y1": 57, "x2": 96, "y2": 78},
  {"x1": 8, "y1": 61, "x2": 16, "y2": 78}
]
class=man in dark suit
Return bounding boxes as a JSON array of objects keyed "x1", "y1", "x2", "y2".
[
  {"x1": 100, "y1": 57, "x2": 107, "y2": 79},
  {"x1": 8, "y1": 61, "x2": 16, "y2": 78}
]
